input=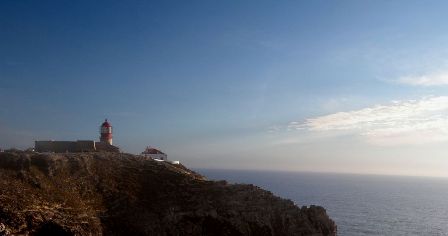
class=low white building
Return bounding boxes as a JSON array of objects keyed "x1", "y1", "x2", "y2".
[{"x1": 141, "y1": 146, "x2": 167, "y2": 161}]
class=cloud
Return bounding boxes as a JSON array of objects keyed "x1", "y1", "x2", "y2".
[
  {"x1": 294, "y1": 96, "x2": 448, "y2": 145},
  {"x1": 397, "y1": 71, "x2": 448, "y2": 86}
]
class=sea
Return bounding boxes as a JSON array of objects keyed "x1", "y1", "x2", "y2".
[{"x1": 196, "y1": 169, "x2": 448, "y2": 236}]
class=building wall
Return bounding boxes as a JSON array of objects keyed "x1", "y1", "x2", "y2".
[
  {"x1": 35, "y1": 141, "x2": 76, "y2": 153},
  {"x1": 142, "y1": 153, "x2": 167, "y2": 160},
  {"x1": 76, "y1": 140, "x2": 96, "y2": 152},
  {"x1": 35, "y1": 140, "x2": 96, "y2": 153},
  {"x1": 95, "y1": 142, "x2": 120, "y2": 153}
]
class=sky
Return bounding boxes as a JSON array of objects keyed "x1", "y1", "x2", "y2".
[{"x1": 3, "y1": 1, "x2": 448, "y2": 177}]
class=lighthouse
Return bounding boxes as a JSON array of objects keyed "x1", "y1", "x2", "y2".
[{"x1": 100, "y1": 119, "x2": 113, "y2": 145}]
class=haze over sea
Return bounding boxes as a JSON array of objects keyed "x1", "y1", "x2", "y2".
[{"x1": 198, "y1": 169, "x2": 448, "y2": 236}]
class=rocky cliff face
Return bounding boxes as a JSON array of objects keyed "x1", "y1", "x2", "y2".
[{"x1": 0, "y1": 151, "x2": 336, "y2": 236}]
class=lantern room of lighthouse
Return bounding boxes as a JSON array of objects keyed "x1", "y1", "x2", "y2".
[{"x1": 100, "y1": 119, "x2": 113, "y2": 145}]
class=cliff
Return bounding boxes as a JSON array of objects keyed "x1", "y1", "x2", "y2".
[{"x1": 0, "y1": 151, "x2": 336, "y2": 236}]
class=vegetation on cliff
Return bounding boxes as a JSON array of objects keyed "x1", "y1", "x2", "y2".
[{"x1": 0, "y1": 151, "x2": 336, "y2": 235}]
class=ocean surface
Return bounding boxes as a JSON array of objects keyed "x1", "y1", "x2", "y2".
[{"x1": 196, "y1": 169, "x2": 448, "y2": 236}]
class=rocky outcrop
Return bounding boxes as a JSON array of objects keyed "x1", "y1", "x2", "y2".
[{"x1": 0, "y1": 151, "x2": 336, "y2": 235}]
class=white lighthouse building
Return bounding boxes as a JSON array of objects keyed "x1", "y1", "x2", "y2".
[{"x1": 100, "y1": 119, "x2": 113, "y2": 145}]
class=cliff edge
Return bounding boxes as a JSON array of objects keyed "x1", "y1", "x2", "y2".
[{"x1": 0, "y1": 151, "x2": 336, "y2": 236}]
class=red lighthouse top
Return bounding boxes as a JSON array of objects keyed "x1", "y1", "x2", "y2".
[{"x1": 101, "y1": 119, "x2": 111, "y2": 128}]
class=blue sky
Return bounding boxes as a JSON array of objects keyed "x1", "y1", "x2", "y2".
[{"x1": 3, "y1": 1, "x2": 448, "y2": 176}]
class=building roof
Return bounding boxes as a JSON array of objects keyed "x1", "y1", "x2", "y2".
[
  {"x1": 142, "y1": 147, "x2": 165, "y2": 155},
  {"x1": 101, "y1": 119, "x2": 111, "y2": 127}
]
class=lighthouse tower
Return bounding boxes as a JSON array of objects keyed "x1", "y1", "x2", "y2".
[{"x1": 100, "y1": 119, "x2": 113, "y2": 145}]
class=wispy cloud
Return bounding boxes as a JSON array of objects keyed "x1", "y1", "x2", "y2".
[
  {"x1": 293, "y1": 96, "x2": 448, "y2": 145},
  {"x1": 397, "y1": 71, "x2": 448, "y2": 86}
]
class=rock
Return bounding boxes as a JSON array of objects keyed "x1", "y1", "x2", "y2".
[
  {"x1": 0, "y1": 151, "x2": 336, "y2": 235},
  {"x1": 0, "y1": 223, "x2": 10, "y2": 236}
]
